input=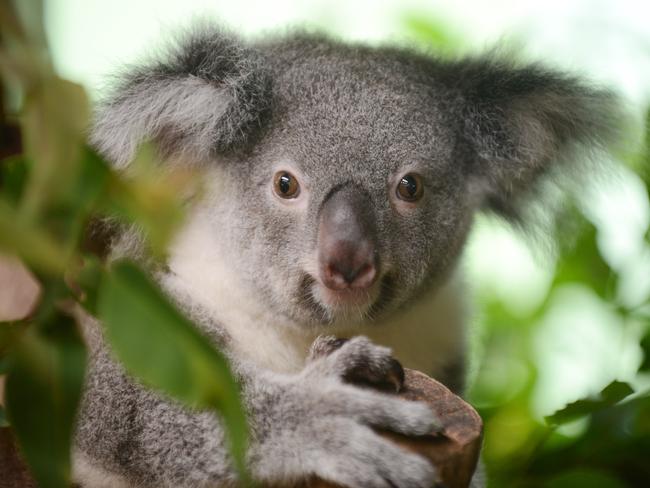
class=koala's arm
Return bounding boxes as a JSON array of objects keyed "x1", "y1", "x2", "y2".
[{"x1": 74, "y1": 336, "x2": 439, "y2": 488}]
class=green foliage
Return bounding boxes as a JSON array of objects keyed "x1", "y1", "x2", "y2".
[
  {"x1": 552, "y1": 220, "x2": 616, "y2": 300},
  {"x1": 402, "y1": 13, "x2": 650, "y2": 488},
  {"x1": 400, "y1": 13, "x2": 466, "y2": 56},
  {"x1": 1, "y1": 3, "x2": 648, "y2": 487},
  {"x1": 545, "y1": 381, "x2": 634, "y2": 425},
  {"x1": 544, "y1": 469, "x2": 628, "y2": 488},
  {"x1": 0, "y1": 1, "x2": 249, "y2": 485},
  {"x1": 641, "y1": 331, "x2": 650, "y2": 371},
  {"x1": 0, "y1": 405, "x2": 9, "y2": 428},
  {"x1": 98, "y1": 261, "x2": 249, "y2": 480},
  {"x1": 5, "y1": 313, "x2": 86, "y2": 488}
]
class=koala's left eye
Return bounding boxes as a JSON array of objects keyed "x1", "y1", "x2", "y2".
[
  {"x1": 396, "y1": 173, "x2": 424, "y2": 202},
  {"x1": 273, "y1": 171, "x2": 300, "y2": 199}
]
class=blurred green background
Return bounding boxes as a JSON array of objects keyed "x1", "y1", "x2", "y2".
[{"x1": 40, "y1": 0, "x2": 650, "y2": 486}]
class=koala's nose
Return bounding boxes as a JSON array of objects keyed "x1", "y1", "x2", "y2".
[
  {"x1": 321, "y1": 240, "x2": 377, "y2": 290},
  {"x1": 317, "y1": 185, "x2": 379, "y2": 291}
]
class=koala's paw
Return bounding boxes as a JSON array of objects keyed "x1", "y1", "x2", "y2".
[
  {"x1": 306, "y1": 335, "x2": 405, "y2": 392},
  {"x1": 252, "y1": 337, "x2": 440, "y2": 488}
]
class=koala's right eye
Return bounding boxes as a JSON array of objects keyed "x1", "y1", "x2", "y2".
[{"x1": 273, "y1": 171, "x2": 300, "y2": 199}]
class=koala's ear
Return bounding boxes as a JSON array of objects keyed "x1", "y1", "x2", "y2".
[
  {"x1": 91, "y1": 26, "x2": 270, "y2": 168},
  {"x1": 439, "y1": 57, "x2": 621, "y2": 216}
]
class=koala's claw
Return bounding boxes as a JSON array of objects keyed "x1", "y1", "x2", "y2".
[
  {"x1": 306, "y1": 335, "x2": 405, "y2": 392},
  {"x1": 307, "y1": 335, "x2": 349, "y2": 360},
  {"x1": 253, "y1": 336, "x2": 440, "y2": 487}
]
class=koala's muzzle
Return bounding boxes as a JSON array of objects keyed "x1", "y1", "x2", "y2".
[{"x1": 317, "y1": 186, "x2": 378, "y2": 291}]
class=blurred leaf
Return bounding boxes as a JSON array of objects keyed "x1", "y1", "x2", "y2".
[
  {"x1": 0, "y1": 404, "x2": 9, "y2": 427},
  {"x1": 529, "y1": 394, "x2": 650, "y2": 486},
  {"x1": 0, "y1": 1, "x2": 27, "y2": 42},
  {"x1": 65, "y1": 255, "x2": 103, "y2": 315},
  {"x1": 637, "y1": 107, "x2": 650, "y2": 189},
  {"x1": 553, "y1": 220, "x2": 615, "y2": 299},
  {"x1": 20, "y1": 76, "x2": 89, "y2": 219},
  {"x1": 0, "y1": 0, "x2": 52, "y2": 108},
  {"x1": 97, "y1": 260, "x2": 249, "y2": 481},
  {"x1": 9, "y1": 0, "x2": 47, "y2": 49},
  {"x1": 401, "y1": 13, "x2": 466, "y2": 55},
  {"x1": 0, "y1": 353, "x2": 9, "y2": 372},
  {"x1": 5, "y1": 312, "x2": 86, "y2": 488},
  {"x1": 38, "y1": 147, "x2": 111, "y2": 253},
  {"x1": 544, "y1": 468, "x2": 628, "y2": 488},
  {"x1": 100, "y1": 144, "x2": 192, "y2": 259},
  {"x1": 0, "y1": 155, "x2": 29, "y2": 203},
  {"x1": 640, "y1": 331, "x2": 650, "y2": 371},
  {"x1": 0, "y1": 198, "x2": 68, "y2": 274},
  {"x1": 0, "y1": 121, "x2": 22, "y2": 160},
  {"x1": 546, "y1": 381, "x2": 634, "y2": 425},
  {"x1": 0, "y1": 148, "x2": 111, "y2": 272}
]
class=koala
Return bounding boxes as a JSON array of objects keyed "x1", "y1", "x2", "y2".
[{"x1": 74, "y1": 24, "x2": 620, "y2": 488}]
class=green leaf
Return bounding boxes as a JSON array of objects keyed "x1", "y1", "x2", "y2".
[
  {"x1": 9, "y1": 0, "x2": 47, "y2": 49},
  {"x1": 640, "y1": 331, "x2": 650, "y2": 372},
  {"x1": 400, "y1": 13, "x2": 466, "y2": 55},
  {"x1": 638, "y1": 107, "x2": 650, "y2": 190},
  {"x1": 101, "y1": 144, "x2": 192, "y2": 259},
  {"x1": 0, "y1": 198, "x2": 68, "y2": 274},
  {"x1": 553, "y1": 219, "x2": 616, "y2": 299},
  {"x1": 600, "y1": 381, "x2": 635, "y2": 403},
  {"x1": 97, "y1": 260, "x2": 249, "y2": 481},
  {"x1": 0, "y1": 155, "x2": 28, "y2": 204},
  {"x1": 5, "y1": 312, "x2": 87, "y2": 488},
  {"x1": 544, "y1": 468, "x2": 628, "y2": 488},
  {"x1": 20, "y1": 75, "x2": 89, "y2": 220},
  {"x1": 0, "y1": 150, "x2": 109, "y2": 275},
  {"x1": 37, "y1": 147, "x2": 111, "y2": 253},
  {"x1": 0, "y1": 405, "x2": 9, "y2": 427},
  {"x1": 66, "y1": 255, "x2": 104, "y2": 315},
  {"x1": 0, "y1": 354, "x2": 9, "y2": 373},
  {"x1": 546, "y1": 381, "x2": 634, "y2": 426}
]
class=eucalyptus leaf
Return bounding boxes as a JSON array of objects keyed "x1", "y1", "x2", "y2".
[
  {"x1": 5, "y1": 312, "x2": 87, "y2": 488},
  {"x1": 545, "y1": 468, "x2": 627, "y2": 488},
  {"x1": 20, "y1": 76, "x2": 89, "y2": 220},
  {"x1": 0, "y1": 198, "x2": 68, "y2": 274},
  {"x1": 38, "y1": 146, "x2": 111, "y2": 252},
  {"x1": 546, "y1": 381, "x2": 634, "y2": 425},
  {"x1": 0, "y1": 404, "x2": 9, "y2": 427},
  {"x1": 641, "y1": 332, "x2": 650, "y2": 372},
  {"x1": 552, "y1": 220, "x2": 616, "y2": 299},
  {"x1": 0, "y1": 354, "x2": 9, "y2": 373},
  {"x1": 66, "y1": 255, "x2": 103, "y2": 315},
  {"x1": 0, "y1": 155, "x2": 29, "y2": 204},
  {"x1": 10, "y1": 0, "x2": 47, "y2": 49},
  {"x1": 98, "y1": 144, "x2": 192, "y2": 259},
  {"x1": 401, "y1": 13, "x2": 465, "y2": 55},
  {"x1": 97, "y1": 260, "x2": 249, "y2": 481},
  {"x1": 639, "y1": 107, "x2": 650, "y2": 189}
]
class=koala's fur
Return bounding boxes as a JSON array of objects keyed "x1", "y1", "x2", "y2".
[{"x1": 76, "y1": 24, "x2": 620, "y2": 487}]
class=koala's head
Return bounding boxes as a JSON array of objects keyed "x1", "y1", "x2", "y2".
[{"x1": 93, "y1": 26, "x2": 620, "y2": 328}]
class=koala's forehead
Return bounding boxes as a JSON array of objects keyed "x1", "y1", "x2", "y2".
[{"x1": 258, "y1": 44, "x2": 456, "y2": 178}]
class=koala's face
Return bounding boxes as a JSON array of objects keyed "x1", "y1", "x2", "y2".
[
  {"x1": 93, "y1": 30, "x2": 618, "y2": 329},
  {"x1": 215, "y1": 57, "x2": 473, "y2": 327}
]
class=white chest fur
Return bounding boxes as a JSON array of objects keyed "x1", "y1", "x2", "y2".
[{"x1": 163, "y1": 209, "x2": 468, "y2": 379}]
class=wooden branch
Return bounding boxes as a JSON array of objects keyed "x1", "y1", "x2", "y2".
[{"x1": 307, "y1": 369, "x2": 483, "y2": 488}]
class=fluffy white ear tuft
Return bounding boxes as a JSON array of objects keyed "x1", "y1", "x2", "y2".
[
  {"x1": 438, "y1": 56, "x2": 623, "y2": 218},
  {"x1": 90, "y1": 25, "x2": 270, "y2": 168}
]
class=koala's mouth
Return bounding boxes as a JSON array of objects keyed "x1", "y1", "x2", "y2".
[{"x1": 298, "y1": 273, "x2": 395, "y2": 324}]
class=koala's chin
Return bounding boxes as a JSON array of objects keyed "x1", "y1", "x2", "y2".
[{"x1": 295, "y1": 271, "x2": 397, "y2": 328}]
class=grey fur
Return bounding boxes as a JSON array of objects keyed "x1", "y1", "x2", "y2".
[{"x1": 78, "y1": 24, "x2": 621, "y2": 487}]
